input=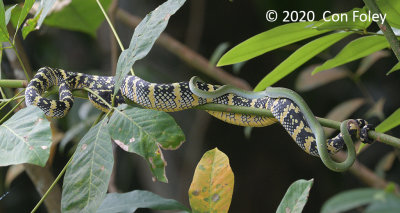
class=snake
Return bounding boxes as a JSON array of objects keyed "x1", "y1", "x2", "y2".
[{"x1": 25, "y1": 67, "x2": 373, "y2": 171}]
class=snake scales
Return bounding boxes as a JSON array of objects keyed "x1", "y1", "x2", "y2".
[{"x1": 25, "y1": 67, "x2": 372, "y2": 162}]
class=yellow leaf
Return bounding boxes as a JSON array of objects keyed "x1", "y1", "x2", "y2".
[{"x1": 188, "y1": 148, "x2": 234, "y2": 213}]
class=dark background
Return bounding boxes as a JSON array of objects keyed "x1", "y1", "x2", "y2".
[{"x1": 1, "y1": 0, "x2": 400, "y2": 212}]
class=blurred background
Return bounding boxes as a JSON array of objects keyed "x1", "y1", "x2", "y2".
[{"x1": 1, "y1": 0, "x2": 400, "y2": 212}]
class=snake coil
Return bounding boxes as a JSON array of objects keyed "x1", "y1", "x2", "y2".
[{"x1": 25, "y1": 67, "x2": 374, "y2": 171}]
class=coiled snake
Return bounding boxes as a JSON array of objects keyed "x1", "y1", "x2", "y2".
[{"x1": 25, "y1": 67, "x2": 373, "y2": 171}]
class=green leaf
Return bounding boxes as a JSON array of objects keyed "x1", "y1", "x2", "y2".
[
  {"x1": 22, "y1": 10, "x2": 41, "y2": 39},
  {"x1": 97, "y1": 190, "x2": 190, "y2": 213},
  {"x1": 321, "y1": 188, "x2": 381, "y2": 213},
  {"x1": 0, "y1": 106, "x2": 51, "y2": 167},
  {"x1": 0, "y1": 2, "x2": 7, "y2": 42},
  {"x1": 217, "y1": 22, "x2": 330, "y2": 66},
  {"x1": 61, "y1": 118, "x2": 113, "y2": 213},
  {"x1": 276, "y1": 179, "x2": 313, "y2": 213},
  {"x1": 375, "y1": 108, "x2": 400, "y2": 133},
  {"x1": 254, "y1": 31, "x2": 352, "y2": 91},
  {"x1": 5, "y1": 5, "x2": 17, "y2": 27},
  {"x1": 366, "y1": 193, "x2": 400, "y2": 213},
  {"x1": 188, "y1": 148, "x2": 234, "y2": 213},
  {"x1": 108, "y1": 105, "x2": 185, "y2": 183},
  {"x1": 0, "y1": 3, "x2": 17, "y2": 42},
  {"x1": 15, "y1": 0, "x2": 34, "y2": 34},
  {"x1": 44, "y1": 0, "x2": 111, "y2": 37},
  {"x1": 376, "y1": 0, "x2": 400, "y2": 29},
  {"x1": 313, "y1": 35, "x2": 389, "y2": 74},
  {"x1": 21, "y1": 0, "x2": 56, "y2": 39},
  {"x1": 387, "y1": 61, "x2": 400, "y2": 75},
  {"x1": 316, "y1": 7, "x2": 372, "y2": 30},
  {"x1": 114, "y1": 0, "x2": 186, "y2": 95},
  {"x1": 209, "y1": 42, "x2": 230, "y2": 66}
]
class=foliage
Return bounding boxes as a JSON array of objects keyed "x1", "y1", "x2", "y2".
[
  {"x1": 276, "y1": 179, "x2": 313, "y2": 213},
  {"x1": 188, "y1": 148, "x2": 234, "y2": 213},
  {"x1": 0, "y1": 106, "x2": 51, "y2": 167},
  {"x1": 0, "y1": 0, "x2": 400, "y2": 212},
  {"x1": 321, "y1": 187, "x2": 400, "y2": 213}
]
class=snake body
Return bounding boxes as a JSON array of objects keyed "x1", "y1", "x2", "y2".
[{"x1": 25, "y1": 67, "x2": 372, "y2": 160}]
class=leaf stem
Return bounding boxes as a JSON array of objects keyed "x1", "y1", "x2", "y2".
[
  {"x1": 0, "y1": 95, "x2": 25, "y2": 102},
  {"x1": 95, "y1": 0, "x2": 134, "y2": 76},
  {"x1": 11, "y1": 45, "x2": 31, "y2": 81},
  {"x1": 0, "y1": 98, "x2": 25, "y2": 124},
  {"x1": 30, "y1": 156, "x2": 74, "y2": 213},
  {"x1": 0, "y1": 79, "x2": 27, "y2": 88},
  {"x1": 83, "y1": 87, "x2": 113, "y2": 109},
  {"x1": 0, "y1": 89, "x2": 25, "y2": 112},
  {"x1": 363, "y1": 0, "x2": 400, "y2": 62}
]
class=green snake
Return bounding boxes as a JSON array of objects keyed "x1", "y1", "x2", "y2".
[{"x1": 25, "y1": 67, "x2": 373, "y2": 171}]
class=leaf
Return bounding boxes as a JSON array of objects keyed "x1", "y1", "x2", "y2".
[
  {"x1": 313, "y1": 35, "x2": 389, "y2": 74},
  {"x1": 375, "y1": 108, "x2": 400, "y2": 133},
  {"x1": 22, "y1": 10, "x2": 41, "y2": 39},
  {"x1": 356, "y1": 50, "x2": 390, "y2": 76},
  {"x1": 15, "y1": 0, "x2": 34, "y2": 34},
  {"x1": 254, "y1": 32, "x2": 352, "y2": 91},
  {"x1": 5, "y1": 164, "x2": 25, "y2": 187},
  {"x1": 295, "y1": 65, "x2": 349, "y2": 92},
  {"x1": 97, "y1": 190, "x2": 190, "y2": 213},
  {"x1": 365, "y1": 98, "x2": 385, "y2": 120},
  {"x1": 0, "y1": 3, "x2": 17, "y2": 42},
  {"x1": 0, "y1": 1, "x2": 6, "y2": 40},
  {"x1": 0, "y1": 106, "x2": 51, "y2": 167},
  {"x1": 316, "y1": 7, "x2": 372, "y2": 30},
  {"x1": 44, "y1": 0, "x2": 111, "y2": 37},
  {"x1": 321, "y1": 188, "x2": 381, "y2": 213},
  {"x1": 276, "y1": 179, "x2": 313, "y2": 213},
  {"x1": 5, "y1": 5, "x2": 17, "y2": 27},
  {"x1": 376, "y1": 0, "x2": 400, "y2": 29},
  {"x1": 324, "y1": 98, "x2": 366, "y2": 136},
  {"x1": 61, "y1": 118, "x2": 113, "y2": 213},
  {"x1": 217, "y1": 22, "x2": 330, "y2": 66},
  {"x1": 375, "y1": 151, "x2": 396, "y2": 178},
  {"x1": 366, "y1": 193, "x2": 400, "y2": 213},
  {"x1": 108, "y1": 105, "x2": 185, "y2": 183},
  {"x1": 114, "y1": 0, "x2": 186, "y2": 95},
  {"x1": 22, "y1": 0, "x2": 57, "y2": 39},
  {"x1": 387, "y1": 61, "x2": 400, "y2": 75},
  {"x1": 209, "y1": 42, "x2": 230, "y2": 66},
  {"x1": 188, "y1": 148, "x2": 234, "y2": 213}
]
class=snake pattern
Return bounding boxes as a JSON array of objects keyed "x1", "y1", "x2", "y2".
[{"x1": 25, "y1": 67, "x2": 372, "y2": 157}]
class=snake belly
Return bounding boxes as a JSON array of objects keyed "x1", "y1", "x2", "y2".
[{"x1": 25, "y1": 67, "x2": 359, "y2": 157}]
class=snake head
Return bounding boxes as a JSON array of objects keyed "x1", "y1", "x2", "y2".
[{"x1": 356, "y1": 119, "x2": 375, "y2": 144}]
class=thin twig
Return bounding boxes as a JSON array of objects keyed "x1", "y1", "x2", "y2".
[
  {"x1": 0, "y1": 89, "x2": 24, "y2": 112},
  {"x1": 96, "y1": 0, "x2": 134, "y2": 76},
  {"x1": 83, "y1": 87, "x2": 113, "y2": 109},
  {"x1": 0, "y1": 98, "x2": 25, "y2": 124},
  {"x1": 30, "y1": 157, "x2": 73, "y2": 213},
  {"x1": 108, "y1": 0, "x2": 119, "y2": 75},
  {"x1": 25, "y1": 164, "x2": 62, "y2": 213}
]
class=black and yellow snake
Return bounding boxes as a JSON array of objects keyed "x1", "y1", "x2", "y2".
[{"x1": 25, "y1": 67, "x2": 373, "y2": 171}]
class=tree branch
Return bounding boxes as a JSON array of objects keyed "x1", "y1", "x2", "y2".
[{"x1": 1, "y1": 79, "x2": 399, "y2": 148}]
